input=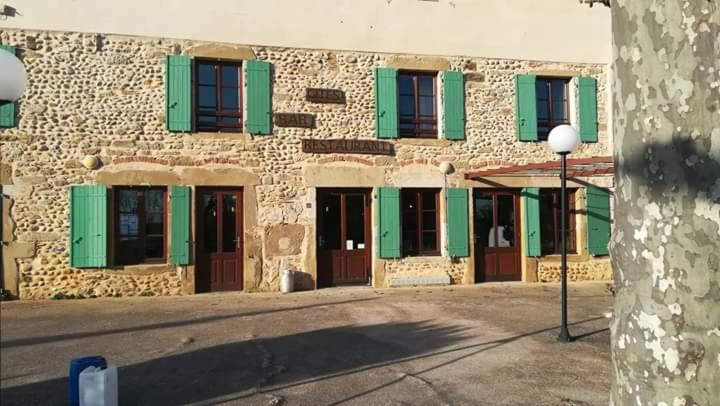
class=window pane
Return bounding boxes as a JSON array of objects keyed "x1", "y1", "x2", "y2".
[
  {"x1": 198, "y1": 86, "x2": 217, "y2": 108},
  {"x1": 118, "y1": 190, "x2": 139, "y2": 212},
  {"x1": 400, "y1": 95, "x2": 415, "y2": 116},
  {"x1": 553, "y1": 101, "x2": 567, "y2": 121},
  {"x1": 537, "y1": 101, "x2": 549, "y2": 120},
  {"x1": 145, "y1": 236, "x2": 163, "y2": 259},
  {"x1": 418, "y1": 76, "x2": 434, "y2": 95},
  {"x1": 474, "y1": 196, "x2": 493, "y2": 248},
  {"x1": 536, "y1": 80, "x2": 549, "y2": 99},
  {"x1": 551, "y1": 80, "x2": 566, "y2": 101},
  {"x1": 540, "y1": 192, "x2": 556, "y2": 254},
  {"x1": 398, "y1": 75, "x2": 414, "y2": 95},
  {"x1": 404, "y1": 210, "x2": 417, "y2": 231},
  {"x1": 197, "y1": 64, "x2": 216, "y2": 85},
  {"x1": 146, "y1": 190, "x2": 163, "y2": 212},
  {"x1": 422, "y1": 211, "x2": 437, "y2": 231},
  {"x1": 221, "y1": 88, "x2": 240, "y2": 111},
  {"x1": 222, "y1": 194, "x2": 237, "y2": 253},
  {"x1": 403, "y1": 230, "x2": 418, "y2": 254},
  {"x1": 419, "y1": 96, "x2": 434, "y2": 116},
  {"x1": 318, "y1": 193, "x2": 341, "y2": 249},
  {"x1": 422, "y1": 231, "x2": 437, "y2": 252},
  {"x1": 119, "y1": 214, "x2": 139, "y2": 237},
  {"x1": 422, "y1": 191, "x2": 437, "y2": 210},
  {"x1": 220, "y1": 117, "x2": 242, "y2": 126},
  {"x1": 221, "y1": 65, "x2": 239, "y2": 87},
  {"x1": 202, "y1": 194, "x2": 217, "y2": 253},
  {"x1": 345, "y1": 194, "x2": 365, "y2": 248},
  {"x1": 496, "y1": 195, "x2": 515, "y2": 247}
]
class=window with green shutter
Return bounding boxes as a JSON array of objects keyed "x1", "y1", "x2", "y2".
[
  {"x1": 245, "y1": 60, "x2": 272, "y2": 135},
  {"x1": 586, "y1": 186, "x2": 611, "y2": 256},
  {"x1": 375, "y1": 68, "x2": 399, "y2": 139},
  {"x1": 442, "y1": 71, "x2": 465, "y2": 140},
  {"x1": 70, "y1": 185, "x2": 108, "y2": 268},
  {"x1": 170, "y1": 186, "x2": 191, "y2": 265},
  {"x1": 0, "y1": 45, "x2": 17, "y2": 128},
  {"x1": 377, "y1": 187, "x2": 401, "y2": 258},
  {"x1": 578, "y1": 76, "x2": 598, "y2": 143},
  {"x1": 515, "y1": 74, "x2": 538, "y2": 141},
  {"x1": 447, "y1": 188, "x2": 469, "y2": 257},
  {"x1": 522, "y1": 187, "x2": 541, "y2": 257},
  {"x1": 165, "y1": 55, "x2": 192, "y2": 132}
]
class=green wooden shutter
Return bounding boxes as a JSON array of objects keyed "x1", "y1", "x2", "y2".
[
  {"x1": 447, "y1": 188, "x2": 469, "y2": 257},
  {"x1": 165, "y1": 55, "x2": 192, "y2": 132},
  {"x1": 522, "y1": 187, "x2": 541, "y2": 257},
  {"x1": 245, "y1": 60, "x2": 272, "y2": 135},
  {"x1": 515, "y1": 74, "x2": 538, "y2": 141},
  {"x1": 586, "y1": 186, "x2": 611, "y2": 256},
  {"x1": 170, "y1": 186, "x2": 191, "y2": 265},
  {"x1": 442, "y1": 71, "x2": 465, "y2": 140},
  {"x1": 378, "y1": 187, "x2": 401, "y2": 258},
  {"x1": 578, "y1": 76, "x2": 598, "y2": 143},
  {"x1": 374, "y1": 68, "x2": 398, "y2": 139},
  {"x1": 0, "y1": 45, "x2": 17, "y2": 128},
  {"x1": 70, "y1": 185, "x2": 107, "y2": 268}
]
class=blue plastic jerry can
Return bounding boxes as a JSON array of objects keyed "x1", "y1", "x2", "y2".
[{"x1": 69, "y1": 356, "x2": 107, "y2": 406}]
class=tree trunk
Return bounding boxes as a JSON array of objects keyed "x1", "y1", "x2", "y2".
[{"x1": 610, "y1": 1, "x2": 720, "y2": 405}]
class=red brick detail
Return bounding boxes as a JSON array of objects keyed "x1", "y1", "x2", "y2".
[
  {"x1": 201, "y1": 157, "x2": 244, "y2": 166},
  {"x1": 112, "y1": 156, "x2": 170, "y2": 166},
  {"x1": 317, "y1": 156, "x2": 373, "y2": 166}
]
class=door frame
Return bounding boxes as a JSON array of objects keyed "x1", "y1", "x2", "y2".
[
  {"x1": 316, "y1": 188, "x2": 372, "y2": 287},
  {"x1": 473, "y1": 188, "x2": 522, "y2": 282},
  {"x1": 194, "y1": 187, "x2": 244, "y2": 292}
]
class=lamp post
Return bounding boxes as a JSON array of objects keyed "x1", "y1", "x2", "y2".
[
  {"x1": 548, "y1": 124, "x2": 579, "y2": 343},
  {"x1": 0, "y1": 47, "x2": 27, "y2": 104}
]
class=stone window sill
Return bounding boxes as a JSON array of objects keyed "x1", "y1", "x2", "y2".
[
  {"x1": 106, "y1": 263, "x2": 176, "y2": 275},
  {"x1": 397, "y1": 255, "x2": 448, "y2": 264}
]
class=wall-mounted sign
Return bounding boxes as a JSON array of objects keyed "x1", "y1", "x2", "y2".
[
  {"x1": 275, "y1": 113, "x2": 316, "y2": 128},
  {"x1": 302, "y1": 139, "x2": 394, "y2": 156},
  {"x1": 306, "y1": 88, "x2": 346, "y2": 104}
]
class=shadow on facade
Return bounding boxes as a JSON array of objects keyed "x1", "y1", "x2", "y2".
[{"x1": 0, "y1": 317, "x2": 607, "y2": 405}]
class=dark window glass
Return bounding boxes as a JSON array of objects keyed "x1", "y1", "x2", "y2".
[
  {"x1": 536, "y1": 77, "x2": 570, "y2": 141},
  {"x1": 474, "y1": 196, "x2": 493, "y2": 248},
  {"x1": 318, "y1": 193, "x2": 341, "y2": 250},
  {"x1": 539, "y1": 189, "x2": 577, "y2": 255},
  {"x1": 222, "y1": 194, "x2": 237, "y2": 253},
  {"x1": 398, "y1": 72, "x2": 437, "y2": 138},
  {"x1": 346, "y1": 194, "x2": 366, "y2": 248},
  {"x1": 202, "y1": 194, "x2": 217, "y2": 253},
  {"x1": 195, "y1": 61, "x2": 242, "y2": 132},
  {"x1": 115, "y1": 187, "x2": 166, "y2": 265},
  {"x1": 402, "y1": 189, "x2": 440, "y2": 256}
]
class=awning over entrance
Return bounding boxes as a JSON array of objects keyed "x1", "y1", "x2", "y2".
[{"x1": 464, "y1": 156, "x2": 614, "y2": 179}]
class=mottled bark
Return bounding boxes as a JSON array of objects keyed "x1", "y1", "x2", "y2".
[{"x1": 610, "y1": 1, "x2": 720, "y2": 405}]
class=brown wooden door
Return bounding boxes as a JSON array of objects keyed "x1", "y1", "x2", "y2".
[
  {"x1": 474, "y1": 190, "x2": 521, "y2": 282},
  {"x1": 317, "y1": 189, "x2": 371, "y2": 287},
  {"x1": 196, "y1": 188, "x2": 243, "y2": 292}
]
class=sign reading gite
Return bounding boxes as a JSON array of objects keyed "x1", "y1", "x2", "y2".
[{"x1": 306, "y1": 88, "x2": 346, "y2": 104}]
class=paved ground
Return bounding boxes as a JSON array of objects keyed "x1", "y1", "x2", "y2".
[{"x1": 0, "y1": 282, "x2": 613, "y2": 406}]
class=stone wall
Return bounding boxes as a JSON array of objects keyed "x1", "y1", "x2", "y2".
[
  {"x1": 0, "y1": 29, "x2": 611, "y2": 298},
  {"x1": 536, "y1": 258, "x2": 612, "y2": 282}
]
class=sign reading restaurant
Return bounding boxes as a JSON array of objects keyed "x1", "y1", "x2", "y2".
[{"x1": 302, "y1": 139, "x2": 394, "y2": 156}]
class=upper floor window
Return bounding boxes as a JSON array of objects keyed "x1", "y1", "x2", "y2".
[
  {"x1": 402, "y1": 189, "x2": 440, "y2": 256},
  {"x1": 196, "y1": 60, "x2": 243, "y2": 132},
  {"x1": 115, "y1": 187, "x2": 167, "y2": 265},
  {"x1": 398, "y1": 72, "x2": 437, "y2": 138},
  {"x1": 536, "y1": 77, "x2": 570, "y2": 141},
  {"x1": 539, "y1": 189, "x2": 576, "y2": 255}
]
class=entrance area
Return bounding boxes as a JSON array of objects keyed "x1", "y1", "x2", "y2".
[
  {"x1": 474, "y1": 189, "x2": 521, "y2": 282},
  {"x1": 316, "y1": 189, "x2": 371, "y2": 287},
  {"x1": 196, "y1": 188, "x2": 244, "y2": 292}
]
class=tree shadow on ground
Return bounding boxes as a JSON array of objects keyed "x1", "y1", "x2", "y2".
[{"x1": 0, "y1": 317, "x2": 606, "y2": 406}]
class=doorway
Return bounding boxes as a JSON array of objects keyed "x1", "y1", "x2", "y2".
[
  {"x1": 316, "y1": 189, "x2": 371, "y2": 287},
  {"x1": 196, "y1": 188, "x2": 243, "y2": 292},
  {"x1": 474, "y1": 189, "x2": 522, "y2": 282}
]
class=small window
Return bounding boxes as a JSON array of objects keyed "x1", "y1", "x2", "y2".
[
  {"x1": 402, "y1": 189, "x2": 440, "y2": 256},
  {"x1": 195, "y1": 60, "x2": 243, "y2": 132},
  {"x1": 115, "y1": 187, "x2": 167, "y2": 265},
  {"x1": 536, "y1": 77, "x2": 570, "y2": 141},
  {"x1": 398, "y1": 72, "x2": 437, "y2": 138},
  {"x1": 539, "y1": 189, "x2": 576, "y2": 255}
]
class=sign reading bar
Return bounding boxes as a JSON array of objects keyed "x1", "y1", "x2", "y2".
[
  {"x1": 306, "y1": 88, "x2": 346, "y2": 104},
  {"x1": 302, "y1": 139, "x2": 394, "y2": 156},
  {"x1": 275, "y1": 113, "x2": 315, "y2": 128}
]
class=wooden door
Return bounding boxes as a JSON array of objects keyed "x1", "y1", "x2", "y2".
[
  {"x1": 196, "y1": 188, "x2": 243, "y2": 292},
  {"x1": 474, "y1": 190, "x2": 521, "y2": 282},
  {"x1": 317, "y1": 189, "x2": 371, "y2": 287}
]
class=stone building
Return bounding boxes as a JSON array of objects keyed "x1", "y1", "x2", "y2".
[{"x1": 0, "y1": 0, "x2": 613, "y2": 299}]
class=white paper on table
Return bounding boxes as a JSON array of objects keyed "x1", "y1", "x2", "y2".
[
  {"x1": 346, "y1": 240, "x2": 354, "y2": 250},
  {"x1": 357, "y1": 243, "x2": 365, "y2": 249}
]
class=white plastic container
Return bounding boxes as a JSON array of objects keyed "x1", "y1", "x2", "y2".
[
  {"x1": 79, "y1": 364, "x2": 118, "y2": 406},
  {"x1": 280, "y1": 268, "x2": 294, "y2": 293}
]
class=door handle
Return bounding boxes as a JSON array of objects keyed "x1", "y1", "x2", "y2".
[{"x1": 234, "y1": 237, "x2": 242, "y2": 249}]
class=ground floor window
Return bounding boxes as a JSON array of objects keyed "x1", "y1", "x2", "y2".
[
  {"x1": 539, "y1": 189, "x2": 576, "y2": 255},
  {"x1": 115, "y1": 187, "x2": 167, "y2": 265},
  {"x1": 402, "y1": 189, "x2": 440, "y2": 256}
]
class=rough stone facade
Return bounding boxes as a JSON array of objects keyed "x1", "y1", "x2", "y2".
[
  {"x1": 537, "y1": 258, "x2": 613, "y2": 283},
  {"x1": 1, "y1": 29, "x2": 612, "y2": 299}
]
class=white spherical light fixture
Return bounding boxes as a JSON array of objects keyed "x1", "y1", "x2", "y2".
[
  {"x1": 0, "y1": 48, "x2": 27, "y2": 103},
  {"x1": 548, "y1": 125, "x2": 579, "y2": 155}
]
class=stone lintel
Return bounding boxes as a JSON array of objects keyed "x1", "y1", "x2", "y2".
[
  {"x1": 386, "y1": 55, "x2": 451, "y2": 72},
  {"x1": 95, "y1": 166, "x2": 260, "y2": 186},
  {"x1": 186, "y1": 44, "x2": 257, "y2": 60}
]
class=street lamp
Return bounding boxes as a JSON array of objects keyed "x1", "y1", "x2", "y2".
[
  {"x1": 0, "y1": 48, "x2": 27, "y2": 104},
  {"x1": 548, "y1": 124, "x2": 579, "y2": 343}
]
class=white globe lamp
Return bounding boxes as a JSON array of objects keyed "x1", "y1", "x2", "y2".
[
  {"x1": 0, "y1": 48, "x2": 27, "y2": 103},
  {"x1": 548, "y1": 124, "x2": 579, "y2": 155}
]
